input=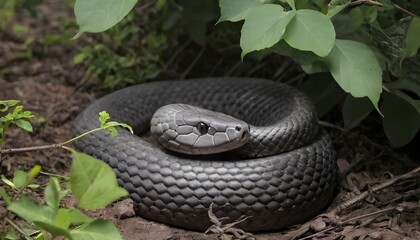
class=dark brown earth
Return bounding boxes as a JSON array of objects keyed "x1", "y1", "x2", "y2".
[{"x1": 1, "y1": 2, "x2": 419, "y2": 240}]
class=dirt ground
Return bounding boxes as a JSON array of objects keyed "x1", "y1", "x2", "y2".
[{"x1": 1, "y1": 2, "x2": 419, "y2": 240}]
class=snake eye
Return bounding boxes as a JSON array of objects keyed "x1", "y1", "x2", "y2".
[{"x1": 197, "y1": 122, "x2": 208, "y2": 135}]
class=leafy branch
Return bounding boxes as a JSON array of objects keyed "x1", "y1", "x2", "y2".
[
  {"x1": 1, "y1": 103, "x2": 132, "y2": 240},
  {"x1": 0, "y1": 110, "x2": 133, "y2": 154}
]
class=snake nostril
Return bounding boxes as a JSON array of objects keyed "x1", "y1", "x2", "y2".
[{"x1": 235, "y1": 126, "x2": 242, "y2": 132}]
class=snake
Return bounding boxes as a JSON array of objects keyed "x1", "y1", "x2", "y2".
[{"x1": 72, "y1": 77, "x2": 337, "y2": 232}]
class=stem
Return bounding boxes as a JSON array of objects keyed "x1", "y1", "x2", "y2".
[
  {"x1": 331, "y1": 165, "x2": 420, "y2": 216},
  {"x1": 0, "y1": 144, "x2": 61, "y2": 154},
  {"x1": 348, "y1": 0, "x2": 383, "y2": 7},
  {"x1": 59, "y1": 127, "x2": 102, "y2": 146},
  {"x1": 5, "y1": 218, "x2": 34, "y2": 240},
  {"x1": 392, "y1": 3, "x2": 419, "y2": 17},
  {"x1": 0, "y1": 128, "x2": 103, "y2": 154}
]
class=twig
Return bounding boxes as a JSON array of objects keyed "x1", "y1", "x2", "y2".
[
  {"x1": 392, "y1": 3, "x2": 419, "y2": 17},
  {"x1": 5, "y1": 218, "x2": 34, "y2": 240},
  {"x1": 288, "y1": 166, "x2": 420, "y2": 240},
  {"x1": 348, "y1": 0, "x2": 383, "y2": 7},
  {"x1": 0, "y1": 144, "x2": 63, "y2": 154},
  {"x1": 300, "y1": 203, "x2": 416, "y2": 240},
  {"x1": 318, "y1": 121, "x2": 345, "y2": 131},
  {"x1": 330, "y1": 165, "x2": 420, "y2": 216}
]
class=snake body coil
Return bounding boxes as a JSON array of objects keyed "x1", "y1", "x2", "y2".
[{"x1": 72, "y1": 78, "x2": 337, "y2": 232}]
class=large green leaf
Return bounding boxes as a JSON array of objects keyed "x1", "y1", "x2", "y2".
[
  {"x1": 8, "y1": 196, "x2": 55, "y2": 223},
  {"x1": 240, "y1": 4, "x2": 295, "y2": 58},
  {"x1": 387, "y1": 77, "x2": 420, "y2": 98},
  {"x1": 70, "y1": 151, "x2": 128, "y2": 210},
  {"x1": 327, "y1": 0, "x2": 350, "y2": 18},
  {"x1": 283, "y1": 9, "x2": 335, "y2": 57},
  {"x1": 70, "y1": 219, "x2": 122, "y2": 240},
  {"x1": 33, "y1": 221, "x2": 72, "y2": 239},
  {"x1": 271, "y1": 41, "x2": 320, "y2": 65},
  {"x1": 381, "y1": 93, "x2": 420, "y2": 147},
  {"x1": 401, "y1": 17, "x2": 420, "y2": 62},
  {"x1": 74, "y1": 0, "x2": 137, "y2": 38},
  {"x1": 218, "y1": 0, "x2": 264, "y2": 23},
  {"x1": 325, "y1": 39, "x2": 383, "y2": 111},
  {"x1": 52, "y1": 208, "x2": 92, "y2": 229},
  {"x1": 391, "y1": 90, "x2": 420, "y2": 114}
]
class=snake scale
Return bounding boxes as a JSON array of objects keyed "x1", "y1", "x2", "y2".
[{"x1": 72, "y1": 78, "x2": 337, "y2": 232}]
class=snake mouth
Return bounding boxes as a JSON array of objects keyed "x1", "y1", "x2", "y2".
[{"x1": 240, "y1": 131, "x2": 248, "y2": 141}]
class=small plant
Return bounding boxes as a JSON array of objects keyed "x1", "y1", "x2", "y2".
[{"x1": 0, "y1": 101, "x2": 133, "y2": 240}]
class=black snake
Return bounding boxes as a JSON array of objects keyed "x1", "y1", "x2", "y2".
[{"x1": 72, "y1": 78, "x2": 337, "y2": 232}]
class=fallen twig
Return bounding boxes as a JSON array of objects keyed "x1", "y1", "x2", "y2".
[
  {"x1": 286, "y1": 166, "x2": 420, "y2": 239},
  {"x1": 330, "y1": 165, "x2": 420, "y2": 216}
]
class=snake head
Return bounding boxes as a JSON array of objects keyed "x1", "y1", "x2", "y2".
[{"x1": 150, "y1": 104, "x2": 249, "y2": 155}]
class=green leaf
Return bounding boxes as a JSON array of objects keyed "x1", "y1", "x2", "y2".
[
  {"x1": 283, "y1": 9, "x2": 335, "y2": 57},
  {"x1": 98, "y1": 111, "x2": 110, "y2": 128},
  {"x1": 27, "y1": 165, "x2": 41, "y2": 179},
  {"x1": 1, "y1": 176, "x2": 16, "y2": 189},
  {"x1": 8, "y1": 196, "x2": 55, "y2": 223},
  {"x1": 342, "y1": 95, "x2": 374, "y2": 130},
  {"x1": 73, "y1": 52, "x2": 88, "y2": 64},
  {"x1": 45, "y1": 178, "x2": 61, "y2": 211},
  {"x1": 13, "y1": 170, "x2": 27, "y2": 189},
  {"x1": 240, "y1": 4, "x2": 296, "y2": 58},
  {"x1": 301, "y1": 60, "x2": 329, "y2": 74},
  {"x1": 327, "y1": 0, "x2": 350, "y2": 18},
  {"x1": 271, "y1": 40, "x2": 320, "y2": 65},
  {"x1": 325, "y1": 39, "x2": 383, "y2": 111},
  {"x1": 0, "y1": 187, "x2": 11, "y2": 205},
  {"x1": 70, "y1": 219, "x2": 122, "y2": 240},
  {"x1": 285, "y1": 0, "x2": 295, "y2": 10},
  {"x1": 218, "y1": 0, "x2": 264, "y2": 23},
  {"x1": 401, "y1": 17, "x2": 420, "y2": 62},
  {"x1": 73, "y1": 0, "x2": 137, "y2": 37},
  {"x1": 70, "y1": 151, "x2": 128, "y2": 210},
  {"x1": 0, "y1": 100, "x2": 19, "y2": 112},
  {"x1": 391, "y1": 90, "x2": 420, "y2": 114},
  {"x1": 33, "y1": 221, "x2": 72, "y2": 239},
  {"x1": 4, "y1": 229, "x2": 19, "y2": 239},
  {"x1": 53, "y1": 208, "x2": 92, "y2": 229},
  {"x1": 15, "y1": 119, "x2": 33, "y2": 132},
  {"x1": 100, "y1": 122, "x2": 134, "y2": 137},
  {"x1": 381, "y1": 93, "x2": 420, "y2": 147},
  {"x1": 387, "y1": 78, "x2": 420, "y2": 97}
]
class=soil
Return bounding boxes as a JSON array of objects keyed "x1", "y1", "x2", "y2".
[{"x1": 1, "y1": 2, "x2": 419, "y2": 240}]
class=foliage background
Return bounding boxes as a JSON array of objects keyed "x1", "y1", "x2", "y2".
[{"x1": 0, "y1": 0, "x2": 419, "y2": 146}]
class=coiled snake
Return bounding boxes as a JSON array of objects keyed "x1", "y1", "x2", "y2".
[{"x1": 72, "y1": 78, "x2": 337, "y2": 232}]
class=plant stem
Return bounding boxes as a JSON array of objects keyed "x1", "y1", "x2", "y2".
[
  {"x1": 5, "y1": 218, "x2": 34, "y2": 240},
  {"x1": 58, "y1": 127, "x2": 102, "y2": 146},
  {"x1": 0, "y1": 144, "x2": 62, "y2": 154},
  {"x1": 348, "y1": 0, "x2": 383, "y2": 7},
  {"x1": 0, "y1": 128, "x2": 103, "y2": 154},
  {"x1": 392, "y1": 3, "x2": 419, "y2": 17}
]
